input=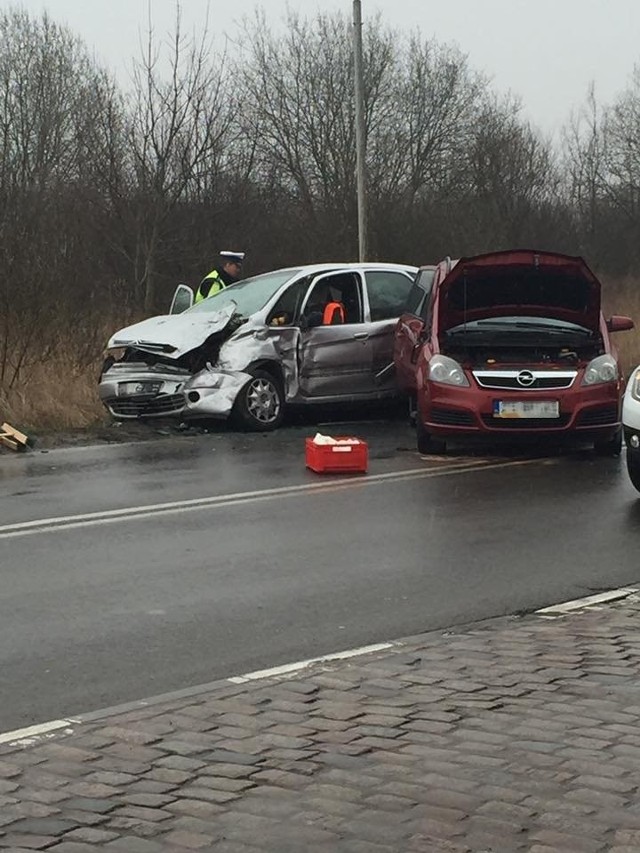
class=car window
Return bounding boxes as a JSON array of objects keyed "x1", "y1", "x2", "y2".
[
  {"x1": 365, "y1": 271, "x2": 415, "y2": 321},
  {"x1": 267, "y1": 278, "x2": 309, "y2": 326},
  {"x1": 302, "y1": 273, "x2": 363, "y2": 325},
  {"x1": 404, "y1": 268, "x2": 435, "y2": 317},
  {"x1": 186, "y1": 269, "x2": 301, "y2": 318}
]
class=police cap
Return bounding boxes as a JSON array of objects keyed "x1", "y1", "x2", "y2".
[{"x1": 219, "y1": 251, "x2": 245, "y2": 265}]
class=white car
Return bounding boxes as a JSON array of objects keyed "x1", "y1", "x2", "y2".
[{"x1": 623, "y1": 366, "x2": 640, "y2": 491}]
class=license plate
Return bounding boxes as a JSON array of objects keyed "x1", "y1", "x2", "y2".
[
  {"x1": 493, "y1": 400, "x2": 559, "y2": 419},
  {"x1": 118, "y1": 381, "x2": 162, "y2": 397}
]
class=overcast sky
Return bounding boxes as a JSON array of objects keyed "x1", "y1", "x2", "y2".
[{"x1": 4, "y1": 0, "x2": 640, "y2": 136}]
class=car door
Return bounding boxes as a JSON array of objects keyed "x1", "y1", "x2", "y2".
[
  {"x1": 364, "y1": 269, "x2": 417, "y2": 392},
  {"x1": 297, "y1": 271, "x2": 371, "y2": 400},
  {"x1": 169, "y1": 284, "x2": 194, "y2": 314},
  {"x1": 394, "y1": 268, "x2": 436, "y2": 394}
]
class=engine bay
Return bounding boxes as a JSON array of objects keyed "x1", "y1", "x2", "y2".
[{"x1": 442, "y1": 341, "x2": 603, "y2": 369}]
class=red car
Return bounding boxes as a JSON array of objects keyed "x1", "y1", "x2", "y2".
[{"x1": 394, "y1": 250, "x2": 634, "y2": 455}]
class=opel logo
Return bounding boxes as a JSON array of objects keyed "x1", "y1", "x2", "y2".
[{"x1": 516, "y1": 370, "x2": 535, "y2": 387}]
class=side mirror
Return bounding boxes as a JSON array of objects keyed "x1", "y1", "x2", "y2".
[
  {"x1": 169, "y1": 284, "x2": 194, "y2": 315},
  {"x1": 607, "y1": 315, "x2": 634, "y2": 333}
]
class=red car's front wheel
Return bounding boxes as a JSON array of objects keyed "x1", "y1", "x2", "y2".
[{"x1": 416, "y1": 417, "x2": 447, "y2": 455}]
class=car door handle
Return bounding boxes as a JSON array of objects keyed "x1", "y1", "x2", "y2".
[{"x1": 353, "y1": 332, "x2": 369, "y2": 340}]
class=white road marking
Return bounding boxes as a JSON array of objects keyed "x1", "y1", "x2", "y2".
[
  {"x1": 0, "y1": 458, "x2": 545, "y2": 539},
  {"x1": 0, "y1": 641, "x2": 398, "y2": 746},
  {"x1": 0, "y1": 577, "x2": 635, "y2": 745},
  {"x1": 228, "y1": 642, "x2": 396, "y2": 684},
  {"x1": 0, "y1": 719, "x2": 76, "y2": 747},
  {"x1": 536, "y1": 586, "x2": 639, "y2": 615}
]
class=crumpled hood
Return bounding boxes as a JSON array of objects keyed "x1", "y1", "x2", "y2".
[
  {"x1": 437, "y1": 250, "x2": 602, "y2": 333},
  {"x1": 107, "y1": 303, "x2": 237, "y2": 358}
]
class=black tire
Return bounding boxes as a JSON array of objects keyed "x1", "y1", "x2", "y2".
[
  {"x1": 233, "y1": 369, "x2": 285, "y2": 432},
  {"x1": 627, "y1": 447, "x2": 640, "y2": 492},
  {"x1": 594, "y1": 427, "x2": 622, "y2": 457},
  {"x1": 408, "y1": 394, "x2": 417, "y2": 426},
  {"x1": 416, "y1": 417, "x2": 447, "y2": 455}
]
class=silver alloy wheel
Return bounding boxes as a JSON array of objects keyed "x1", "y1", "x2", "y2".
[{"x1": 246, "y1": 376, "x2": 281, "y2": 424}]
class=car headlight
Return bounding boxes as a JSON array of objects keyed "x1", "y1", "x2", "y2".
[
  {"x1": 630, "y1": 369, "x2": 640, "y2": 402},
  {"x1": 104, "y1": 347, "x2": 127, "y2": 361},
  {"x1": 428, "y1": 355, "x2": 470, "y2": 387},
  {"x1": 582, "y1": 354, "x2": 618, "y2": 385}
]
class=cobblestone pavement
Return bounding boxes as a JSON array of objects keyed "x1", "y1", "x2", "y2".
[{"x1": 3, "y1": 596, "x2": 640, "y2": 852}]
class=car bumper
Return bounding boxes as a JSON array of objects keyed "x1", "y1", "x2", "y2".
[
  {"x1": 182, "y1": 370, "x2": 253, "y2": 419},
  {"x1": 419, "y1": 381, "x2": 621, "y2": 439},
  {"x1": 99, "y1": 364, "x2": 189, "y2": 419},
  {"x1": 622, "y1": 370, "x2": 640, "y2": 432}
]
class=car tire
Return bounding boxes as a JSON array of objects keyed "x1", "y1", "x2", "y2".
[
  {"x1": 593, "y1": 427, "x2": 622, "y2": 457},
  {"x1": 627, "y1": 447, "x2": 640, "y2": 492},
  {"x1": 233, "y1": 369, "x2": 285, "y2": 432},
  {"x1": 416, "y1": 417, "x2": 446, "y2": 455},
  {"x1": 408, "y1": 394, "x2": 417, "y2": 426}
]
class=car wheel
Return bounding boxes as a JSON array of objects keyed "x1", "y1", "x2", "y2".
[
  {"x1": 233, "y1": 369, "x2": 285, "y2": 432},
  {"x1": 627, "y1": 447, "x2": 640, "y2": 492},
  {"x1": 408, "y1": 394, "x2": 417, "y2": 426},
  {"x1": 593, "y1": 427, "x2": 622, "y2": 457},
  {"x1": 416, "y1": 417, "x2": 446, "y2": 455}
]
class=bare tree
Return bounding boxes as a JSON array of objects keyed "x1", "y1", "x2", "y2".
[
  {"x1": 458, "y1": 97, "x2": 558, "y2": 249},
  {"x1": 122, "y1": 6, "x2": 235, "y2": 311},
  {"x1": 564, "y1": 85, "x2": 609, "y2": 247},
  {"x1": 0, "y1": 8, "x2": 123, "y2": 387},
  {"x1": 238, "y1": 9, "x2": 399, "y2": 258}
]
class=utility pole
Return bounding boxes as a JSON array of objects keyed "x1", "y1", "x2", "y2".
[{"x1": 353, "y1": 0, "x2": 368, "y2": 261}]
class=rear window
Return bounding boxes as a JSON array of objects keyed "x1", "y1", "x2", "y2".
[{"x1": 365, "y1": 271, "x2": 415, "y2": 321}]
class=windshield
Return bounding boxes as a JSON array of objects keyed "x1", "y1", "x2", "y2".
[
  {"x1": 186, "y1": 269, "x2": 301, "y2": 318},
  {"x1": 446, "y1": 316, "x2": 594, "y2": 337}
]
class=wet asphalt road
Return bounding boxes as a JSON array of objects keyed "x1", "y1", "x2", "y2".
[{"x1": 1, "y1": 417, "x2": 640, "y2": 732}]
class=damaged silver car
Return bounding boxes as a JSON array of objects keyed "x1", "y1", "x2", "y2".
[{"x1": 99, "y1": 263, "x2": 418, "y2": 430}]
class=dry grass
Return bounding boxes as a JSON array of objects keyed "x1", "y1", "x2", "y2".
[
  {"x1": 1, "y1": 360, "x2": 106, "y2": 432},
  {"x1": 0, "y1": 316, "x2": 130, "y2": 434},
  {"x1": 601, "y1": 274, "x2": 640, "y2": 375},
  {"x1": 2, "y1": 278, "x2": 640, "y2": 435}
]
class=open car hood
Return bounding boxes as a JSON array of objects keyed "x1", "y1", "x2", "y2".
[
  {"x1": 107, "y1": 303, "x2": 237, "y2": 358},
  {"x1": 437, "y1": 250, "x2": 602, "y2": 334}
]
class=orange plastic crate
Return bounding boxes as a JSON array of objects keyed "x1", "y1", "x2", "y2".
[{"x1": 305, "y1": 437, "x2": 368, "y2": 474}]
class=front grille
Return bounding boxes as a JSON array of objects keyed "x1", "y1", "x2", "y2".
[
  {"x1": 106, "y1": 394, "x2": 184, "y2": 417},
  {"x1": 481, "y1": 414, "x2": 571, "y2": 430},
  {"x1": 576, "y1": 406, "x2": 619, "y2": 427},
  {"x1": 473, "y1": 371, "x2": 576, "y2": 390},
  {"x1": 430, "y1": 407, "x2": 476, "y2": 426}
]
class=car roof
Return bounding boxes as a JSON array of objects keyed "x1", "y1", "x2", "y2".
[{"x1": 271, "y1": 262, "x2": 419, "y2": 275}]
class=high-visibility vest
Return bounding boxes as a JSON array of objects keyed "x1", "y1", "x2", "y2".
[
  {"x1": 323, "y1": 302, "x2": 346, "y2": 325},
  {"x1": 195, "y1": 269, "x2": 226, "y2": 303}
]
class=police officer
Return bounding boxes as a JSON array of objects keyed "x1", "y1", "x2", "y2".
[{"x1": 195, "y1": 251, "x2": 245, "y2": 303}]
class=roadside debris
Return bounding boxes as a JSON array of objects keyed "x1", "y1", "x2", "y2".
[{"x1": 0, "y1": 422, "x2": 34, "y2": 452}]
